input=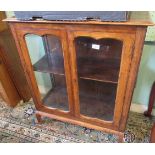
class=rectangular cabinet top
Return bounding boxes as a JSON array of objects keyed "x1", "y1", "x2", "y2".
[{"x1": 4, "y1": 12, "x2": 154, "y2": 26}]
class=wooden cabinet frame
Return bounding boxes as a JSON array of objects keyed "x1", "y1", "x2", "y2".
[{"x1": 6, "y1": 19, "x2": 152, "y2": 142}]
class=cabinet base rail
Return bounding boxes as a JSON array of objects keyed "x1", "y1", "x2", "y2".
[{"x1": 36, "y1": 110, "x2": 124, "y2": 143}]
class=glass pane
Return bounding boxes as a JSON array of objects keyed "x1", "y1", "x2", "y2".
[
  {"x1": 75, "y1": 37, "x2": 123, "y2": 121},
  {"x1": 25, "y1": 34, "x2": 69, "y2": 111}
]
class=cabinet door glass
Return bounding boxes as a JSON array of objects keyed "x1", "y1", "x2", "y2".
[
  {"x1": 25, "y1": 34, "x2": 69, "y2": 111},
  {"x1": 75, "y1": 37, "x2": 123, "y2": 121}
]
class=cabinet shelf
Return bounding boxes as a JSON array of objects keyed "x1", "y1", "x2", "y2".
[
  {"x1": 40, "y1": 74, "x2": 69, "y2": 111},
  {"x1": 78, "y1": 57, "x2": 120, "y2": 84},
  {"x1": 42, "y1": 78, "x2": 116, "y2": 121},
  {"x1": 79, "y1": 79, "x2": 116, "y2": 121},
  {"x1": 42, "y1": 85, "x2": 69, "y2": 111},
  {"x1": 33, "y1": 54, "x2": 119, "y2": 84},
  {"x1": 33, "y1": 54, "x2": 65, "y2": 75}
]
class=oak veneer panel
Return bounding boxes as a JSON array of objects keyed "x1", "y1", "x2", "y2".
[{"x1": 119, "y1": 27, "x2": 147, "y2": 131}]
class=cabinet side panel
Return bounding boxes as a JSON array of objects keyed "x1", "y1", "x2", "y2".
[{"x1": 119, "y1": 27, "x2": 147, "y2": 131}]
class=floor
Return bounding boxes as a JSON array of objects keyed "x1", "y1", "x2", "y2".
[{"x1": 0, "y1": 98, "x2": 154, "y2": 143}]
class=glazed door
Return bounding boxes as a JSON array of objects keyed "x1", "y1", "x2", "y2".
[
  {"x1": 12, "y1": 24, "x2": 73, "y2": 115},
  {"x1": 68, "y1": 30, "x2": 134, "y2": 129}
]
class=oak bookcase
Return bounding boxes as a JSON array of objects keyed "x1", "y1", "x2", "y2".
[{"x1": 5, "y1": 13, "x2": 154, "y2": 142}]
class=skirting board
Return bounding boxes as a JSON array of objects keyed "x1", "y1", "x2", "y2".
[{"x1": 130, "y1": 103, "x2": 155, "y2": 116}]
